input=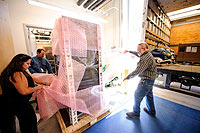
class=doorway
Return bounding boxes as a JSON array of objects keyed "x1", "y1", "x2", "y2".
[{"x1": 23, "y1": 25, "x2": 56, "y2": 73}]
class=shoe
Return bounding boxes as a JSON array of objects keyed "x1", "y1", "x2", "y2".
[
  {"x1": 143, "y1": 108, "x2": 155, "y2": 117},
  {"x1": 126, "y1": 112, "x2": 140, "y2": 119}
]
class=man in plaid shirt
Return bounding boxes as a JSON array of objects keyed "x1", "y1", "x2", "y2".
[{"x1": 123, "y1": 42, "x2": 157, "y2": 118}]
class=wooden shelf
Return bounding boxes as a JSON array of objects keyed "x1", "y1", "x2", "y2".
[
  {"x1": 145, "y1": 0, "x2": 171, "y2": 51},
  {"x1": 145, "y1": 32, "x2": 160, "y2": 42},
  {"x1": 146, "y1": 40, "x2": 169, "y2": 49},
  {"x1": 149, "y1": 5, "x2": 171, "y2": 30},
  {"x1": 144, "y1": 0, "x2": 173, "y2": 51},
  {"x1": 146, "y1": 29, "x2": 170, "y2": 44},
  {"x1": 147, "y1": 17, "x2": 170, "y2": 37},
  {"x1": 145, "y1": 40, "x2": 157, "y2": 46},
  {"x1": 35, "y1": 35, "x2": 51, "y2": 38}
]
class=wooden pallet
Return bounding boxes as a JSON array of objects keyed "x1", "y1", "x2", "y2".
[{"x1": 56, "y1": 108, "x2": 110, "y2": 133}]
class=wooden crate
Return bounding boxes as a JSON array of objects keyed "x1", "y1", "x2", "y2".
[
  {"x1": 176, "y1": 43, "x2": 200, "y2": 63},
  {"x1": 56, "y1": 108, "x2": 110, "y2": 133}
]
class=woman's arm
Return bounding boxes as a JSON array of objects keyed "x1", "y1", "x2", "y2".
[
  {"x1": 26, "y1": 70, "x2": 51, "y2": 86},
  {"x1": 10, "y1": 72, "x2": 43, "y2": 95},
  {"x1": 32, "y1": 76, "x2": 51, "y2": 86}
]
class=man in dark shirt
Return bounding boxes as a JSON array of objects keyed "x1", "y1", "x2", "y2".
[
  {"x1": 123, "y1": 42, "x2": 157, "y2": 118},
  {"x1": 29, "y1": 49, "x2": 53, "y2": 74}
]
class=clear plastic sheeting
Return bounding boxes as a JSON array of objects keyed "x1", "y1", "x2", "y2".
[
  {"x1": 102, "y1": 50, "x2": 138, "y2": 84},
  {"x1": 33, "y1": 16, "x2": 106, "y2": 120}
]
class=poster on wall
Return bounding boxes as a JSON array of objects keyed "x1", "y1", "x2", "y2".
[
  {"x1": 186, "y1": 46, "x2": 191, "y2": 52},
  {"x1": 191, "y1": 47, "x2": 197, "y2": 53}
]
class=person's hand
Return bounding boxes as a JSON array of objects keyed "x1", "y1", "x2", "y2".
[
  {"x1": 34, "y1": 85, "x2": 43, "y2": 91},
  {"x1": 119, "y1": 49, "x2": 129, "y2": 54},
  {"x1": 46, "y1": 82, "x2": 51, "y2": 86},
  {"x1": 123, "y1": 50, "x2": 129, "y2": 54},
  {"x1": 123, "y1": 77, "x2": 127, "y2": 82},
  {"x1": 42, "y1": 82, "x2": 51, "y2": 86}
]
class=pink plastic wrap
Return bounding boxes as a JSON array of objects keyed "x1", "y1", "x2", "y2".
[
  {"x1": 32, "y1": 73, "x2": 54, "y2": 84},
  {"x1": 33, "y1": 16, "x2": 105, "y2": 120}
]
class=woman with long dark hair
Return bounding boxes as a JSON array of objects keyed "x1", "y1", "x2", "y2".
[{"x1": 0, "y1": 54, "x2": 45, "y2": 133}]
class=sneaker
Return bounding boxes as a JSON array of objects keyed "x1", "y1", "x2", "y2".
[
  {"x1": 143, "y1": 108, "x2": 155, "y2": 117},
  {"x1": 126, "y1": 112, "x2": 140, "y2": 119}
]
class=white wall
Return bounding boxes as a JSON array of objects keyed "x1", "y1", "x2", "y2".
[
  {"x1": 102, "y1": 0, "x2": 121, "y2": 53},
  {"x1": 5, "y1": 0, "x2": 146, "y2": 55},
  {"x1": 0, "y1": 1, "x2": 15, "y2": 74},
  {"x1": 5, "y1": 0, "x2": 106, "y2": 54}
]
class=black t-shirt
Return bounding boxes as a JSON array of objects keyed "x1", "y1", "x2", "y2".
[{"x1": 2, "y1": 71, "x2": 35, "y2": 103}]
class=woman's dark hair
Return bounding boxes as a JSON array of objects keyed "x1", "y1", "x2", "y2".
[{"x1": 0, "y1": 54, "x2": 31, "y2": 86}]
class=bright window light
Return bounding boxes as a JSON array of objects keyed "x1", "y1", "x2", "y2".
[{"x1": 27, "y1": 0, "x2": 108, "y2": 24}]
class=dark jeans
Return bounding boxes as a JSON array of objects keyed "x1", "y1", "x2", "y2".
[{"x1": 133, "y1": 79, "x2": 156, "y2": 116}]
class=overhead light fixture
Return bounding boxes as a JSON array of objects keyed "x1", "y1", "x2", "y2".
[
  {"x1": 167, "y1": 4, "x2": 200, "y2": 21},
  {"x1": 27, "y1": 0, "x2": 108, "y2": 24},
  {"x1": 167, "y1": 4, "x2": 200, "y2": 16},
  {"x1": 27, "y1": 0, "x2": 63, "y2": 12},
  {"x1": 44, "y1": 31, "x2": 49, "y2": 35},
  {"x1": 169, "y1": 10, "x2": 200, "y2": 21}
]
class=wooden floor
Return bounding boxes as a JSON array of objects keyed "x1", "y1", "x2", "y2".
[{"x1": 157, "y1": 64, "x2": 200, "y2": 73}]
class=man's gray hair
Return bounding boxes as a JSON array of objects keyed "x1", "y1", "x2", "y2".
[{"x1": 138, "y1": 42, "x2": 148, "y2": 49}]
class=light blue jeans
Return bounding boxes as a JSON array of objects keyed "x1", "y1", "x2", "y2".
[{"x1": 133, "y1": 79, "x2": 155, "y2": 116}]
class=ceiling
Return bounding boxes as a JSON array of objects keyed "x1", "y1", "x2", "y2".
[{"x1": 157, "y1": 0, "x2": 200, "y2": 13}]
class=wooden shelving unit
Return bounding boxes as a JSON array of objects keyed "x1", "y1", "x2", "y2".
[
  {"x1": 145, "y1": 0, "x2": 171, "y2": 49},
  {"x1": 31, "y1": 28, "x2": 56, "y2": 73}
]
